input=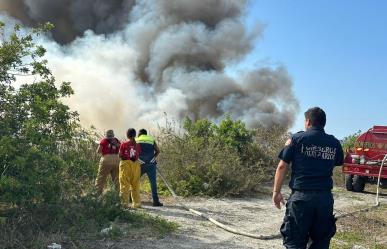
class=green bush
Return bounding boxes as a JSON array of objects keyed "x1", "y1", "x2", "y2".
[
  {"x1": 158, "y1": 117, "x2": 287, "y2": 197},
  {"x1": 341, "y1": 130, "x2": 361, "y2": 152},
  {"x1": 0, "y1": 21, "x2": 93, "y2": 244},
  {"x1": 0, "y1": 22, "x2": 99, "y2": 207},
  {"x1": 0, "y1": 22, "x2": 177, "y2": 248},
  {"x1": 0, "y1": 190, "x2": 178, "y2": 248},
  {"x1": 332, "y1": 130, "x2": 362, "y2": 187},
  {"x1": 0, "y1": 191, "x2": 117, "y2": 248}
]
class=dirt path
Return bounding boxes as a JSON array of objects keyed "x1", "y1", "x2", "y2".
[{"x1": 103, "y1": 187, "x2": 386, "y2": 249}]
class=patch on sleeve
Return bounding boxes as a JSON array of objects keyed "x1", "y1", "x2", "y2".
[{"x1": 285, "y1": 139, "x2": 292, "y2": 146}]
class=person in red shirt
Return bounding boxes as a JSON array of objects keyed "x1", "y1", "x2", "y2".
[
  {"x1": 119, "y1": 128, "x2": 142, "y2": 208},
  {"x1": 95, "y1": 129, "x2": 121, "y2": 195}
]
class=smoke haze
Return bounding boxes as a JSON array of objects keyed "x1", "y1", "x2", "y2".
[{"x1": 0, "y1": 0, "x2": 299, "y2": 136}]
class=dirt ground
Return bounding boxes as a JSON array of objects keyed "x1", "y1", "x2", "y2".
[{"x1": 97, "y1": 187, "x2": 386, "y2": 249}]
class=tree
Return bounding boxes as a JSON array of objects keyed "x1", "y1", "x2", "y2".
[
  {"x1": 214, "y1": 115, "x2": 252, "y2": 152},
  {"x1": 0, "y1": 22, "x2": 95, "y2": 206},
  {"x1": 341, "y1": 130, "x2": 361, "y2": 152}
]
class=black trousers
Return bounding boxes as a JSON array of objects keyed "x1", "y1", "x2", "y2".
[
  {"x1": 141, "y1": 163, "x2": 160, "y2": 203},
  {"x1": 280, "y1": 190, "x2": 336, "y2": 249}
]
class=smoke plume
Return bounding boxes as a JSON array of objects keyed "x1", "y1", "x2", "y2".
[
  {"x1": 0, "y1": 0, "x2": 135, "y2": 43},
  {"x1": 0, "y1": 0, "x2": 299, "y2": 136}
]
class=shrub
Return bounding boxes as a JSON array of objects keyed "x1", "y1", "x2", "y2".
[
  {"x1": 0, "y1": 23, "x2": 176, "y2": 248},
  {"x1": 0, "y1": 22, "x2": 94, "y2": 206},
  {"x1": 157, "y1": 117, "x2": 287, "y2": 197},
  {"x1": 341, "y1": 130, "x2": 361, "y2": 152},
  {"x1": 0, "y1": 190, "x2": 178, "y2": 248},
  {"x1": 332, "y1": 130, "x2": 362, "y2": 187}
]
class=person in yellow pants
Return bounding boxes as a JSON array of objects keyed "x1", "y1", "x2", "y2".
[{"x1": 119, "y1": 128, "x2": 142, "y2": 208}]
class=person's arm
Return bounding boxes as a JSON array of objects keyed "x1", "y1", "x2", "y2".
[
  {"x1": 154, "y1": 142, "x2": 160, "y2": 158},
  {"x1": 119, "y1": 143, "x2": 124, "y2": 160},
  {"x1": 272, "y1": 136, "x2": 295, "y2": 209},
  {"x1": 96, "y1": 144, "x2": 102, "y2": 154},
  {"x1": 272, "y1": 160, "x2": 289, "y2": 209}
]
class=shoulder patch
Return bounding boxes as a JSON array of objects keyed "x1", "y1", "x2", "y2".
[{"x1": 285, "y1": 138, "x2": 292, "y2": 146}]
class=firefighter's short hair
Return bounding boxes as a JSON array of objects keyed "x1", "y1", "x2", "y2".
[
  {"x1": 105, "y1": 129, "x2": 114, "y2": 138},
  {"x1": 304, "y1": 107, "x2": 326, "y2": 128},
  {"x1": 126, "y1": 128, "x2": 136, "y2": 138},
  {"x1": 139, "y1": 129, "x2": 147, "y2": 136}
]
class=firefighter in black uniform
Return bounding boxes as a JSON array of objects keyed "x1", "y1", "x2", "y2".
[{"x1": 273, "y1": 107, "x2": 344, "y2": 249}]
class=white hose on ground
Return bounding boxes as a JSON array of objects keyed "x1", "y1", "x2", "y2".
[
  {"x1": 330, "y1": 154, "x2": 386, "y2": 219},
  {"x1": 375, "y1": 154, "x2": 387, "y2": 206},
  {"x1": 157, "y1": 156, "x2": 386, "y2": 239},
  {"x1": 156, "y1": 167, "x2": 281, "y2": 240}
]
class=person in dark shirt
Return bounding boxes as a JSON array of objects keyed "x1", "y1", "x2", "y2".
[
  {"x1": 273, "y1": 107, "x2": 344, "y2": 249},
  {"x1": 95, "y1": 129, "x2": 121, "y2": 195},
  {"x1": 136, "y1": 129, "x2": 163, "y2": 207}
]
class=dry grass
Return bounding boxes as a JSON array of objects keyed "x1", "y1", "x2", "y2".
[
  {"x1": 0, "y1": 192, "x2": 178, "y2": 249},
  {"x1": 331, "y1": 204, "x2": 387, "y2": 249}
]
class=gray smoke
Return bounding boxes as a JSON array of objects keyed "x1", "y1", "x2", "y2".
[
  {"x1": 0, "y1": 0, "x2": 135, "y2": 43},
  {"x1": 0, "y1": 0, "x2": 299, "y2": 135}
]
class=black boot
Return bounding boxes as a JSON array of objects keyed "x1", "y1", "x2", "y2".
[{"x1": 152, "y1": 202, "x2": 163, "y2": 207}]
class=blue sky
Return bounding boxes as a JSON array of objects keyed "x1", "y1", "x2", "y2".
[{"x1": 241, "y1": 0, "x2": 387, "y2": 139}]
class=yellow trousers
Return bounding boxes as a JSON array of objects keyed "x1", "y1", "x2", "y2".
[{"x1": 119, "y1": 160, "x2": 141, "y2": 208}]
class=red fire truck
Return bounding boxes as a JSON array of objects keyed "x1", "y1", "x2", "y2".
[{"x1": 343, "y1": 126, "x2": 387, "y2": 192}]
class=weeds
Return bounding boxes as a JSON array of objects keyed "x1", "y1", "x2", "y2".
[
  {"x1": 331, "y1": 204, "x2": 387, "y2": 249},
  {"x1": 0, "y1": 190, "x2": 177, "y2": 249}
]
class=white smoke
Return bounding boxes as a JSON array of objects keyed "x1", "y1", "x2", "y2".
[{"x1": 0, "y1": 0, "x2": 299, "y2": 137}]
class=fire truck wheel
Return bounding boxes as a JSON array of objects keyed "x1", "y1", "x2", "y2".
[
  {"x1": 345, "y1": 174, "x2": 354, "y2": 191},
  {"x1": 352, "y1": 175, "x2": 365, "y2": 192}
]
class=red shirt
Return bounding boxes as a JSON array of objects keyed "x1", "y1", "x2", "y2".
[
  {"x1": 100, "y1": 138, "x2": 120, "y2": 155},
  {"x1": 119, "y1": 140, "x2": 141, "y2": 161}
]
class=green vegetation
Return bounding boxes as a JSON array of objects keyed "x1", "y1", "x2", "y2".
[
  {"x1": 331, "y1": 205, "x2": 387, "y2": 249},
  {"x1": 0, "y1": 22, "x2": 89, "y2": 206},
  {"x1": 342, "y1": 130, "x2": 362, "y2": 152},
  {"x1": 141, "y1": 177, "x2": 171, "y2": 197},
  {"x1": 123, "y1": 211, "x2": 179, "y2": 237},
  {"x1": 157, "y1": 116, "x2": 287, "y2": 197},
  {"x1": 0, "y1": 22, "x2": 176, "y2": 248},
  {"x1": 333, "y1": 130, "x2": 362, "y2": 187},
  {"x1": 0, "y1": 190, "x2": 178, "y2": 248},
  {"x1": 2, "y1": 20, "x2": 384, "y2": 249},
  {"x1": 335, "y1": 231, "x2": 363, "y2": 244}
]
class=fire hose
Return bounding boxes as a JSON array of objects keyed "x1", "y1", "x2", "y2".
[
  {"x1": 156, "y1": 167, "x2": 281, "y2": 240},
  {"x1": 156, "y1": 156, "x2": 386, "y2": 240},
  {"x1": 335, "y1": 154, "x2": 386, "y2": 219},
  {"x1": 375, "y1": 154, "x2": 387, "y2": 206}
]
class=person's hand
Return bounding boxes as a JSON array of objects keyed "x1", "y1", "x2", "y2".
[{"x1": 272, "y1": 191, "x2": 285, "y2": 209}]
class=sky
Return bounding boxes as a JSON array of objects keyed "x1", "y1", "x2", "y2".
[{"x1": 241, "y1": 0, "x2": 387, "y2": 139}]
